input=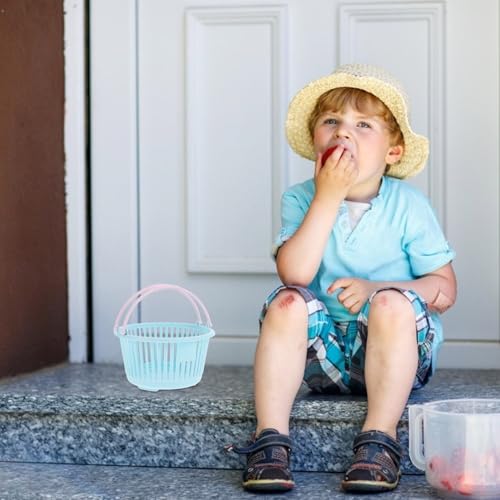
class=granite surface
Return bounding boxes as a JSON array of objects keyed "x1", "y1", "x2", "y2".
[
  {"x1": 0, "y1": 364, "x2": 499, "y2": 473},
  {"x1": 1, "y1": 364, "x2": 499, "y2": 414},
  {"x1": 0, "y1": 462, "x2": 440, "y2": 499}
]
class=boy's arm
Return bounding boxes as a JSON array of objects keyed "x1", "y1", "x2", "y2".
[
  {"x1": 276, "y1": 196, "x2": 341, "y2": 286},
  {"x1": 378, "y1": 262, "x2": 457, "y2": 313},
  {"x1": 329, "y1": 262, "x2": 457, "y2": 314},
  {"x1": 277, "y1": 148, "x2": 358, "y2": 287}
]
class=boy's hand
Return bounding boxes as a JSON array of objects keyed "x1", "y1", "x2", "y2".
[
  {"x1": 327, "y1": 277, "x2": 379, "y2": 314},
  {"x1": 314, "y1": 146, "x2": 359, "y2": 204}
]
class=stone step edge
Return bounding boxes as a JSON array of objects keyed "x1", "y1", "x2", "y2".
[
  {"x1": 0, "y1": 462, "x2": 433, "y2": 500},
  {"x1": 2, "y1": 394, "x2": 407, "y2": 422}
]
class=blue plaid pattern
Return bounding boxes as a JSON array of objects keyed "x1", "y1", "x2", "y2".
[{"x1": 260, "y1": 286, "x2": 436, "y2": 394}]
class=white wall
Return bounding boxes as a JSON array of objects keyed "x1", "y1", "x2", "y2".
[{"x1": 88, "y1": 0, "x2": 499, "y2": 368}]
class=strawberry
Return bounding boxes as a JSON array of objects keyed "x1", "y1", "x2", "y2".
[
  {"x1": 441, "y1": 478, "x2": 453, "y2": 491},
  {"x1": 321, "y1": 146, "x2": 338, "y2": 167},
  {"x1": 456, "y1": 473, "x2": 475, "y2": 496},
  {"x1": 429, "y1": 455, "x2": 447, "y2": 476}
]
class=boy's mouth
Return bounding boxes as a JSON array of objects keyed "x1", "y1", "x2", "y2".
[{"x1": 321, "y1": 144, "x2": 354, "y2": 166}]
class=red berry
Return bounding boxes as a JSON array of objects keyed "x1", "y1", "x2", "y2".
[
  {"x1": 441, "y1": 478, "x2": 453, "y2": 491},
  {"x1": 429, "y1": 455, "x2": 447, "y2": 475},
  {"x1": 457, "y1": 473, "x2": 478, "y2": 496},
  {"x1": 321, "y1": 146, "x2": 338, "y2": 167},
  {"x1": 457, "y1": 486, "x2": 474, "y2": 496}
]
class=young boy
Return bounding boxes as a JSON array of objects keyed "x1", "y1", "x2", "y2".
[{"x1": 227, "y1": 64, "x2": 457, "y2": 493}]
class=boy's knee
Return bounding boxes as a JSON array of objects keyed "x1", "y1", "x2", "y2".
[
  {"x1": 370, "y1": 289, "x2": 414, "y2": 321},
  {"x1": 268, "y1": 289, "x2": 307, "y2": 318}
]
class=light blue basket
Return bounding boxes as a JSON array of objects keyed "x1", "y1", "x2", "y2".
[{"x1": 113, "y1": 284, "x2": 215, "y2": 391}]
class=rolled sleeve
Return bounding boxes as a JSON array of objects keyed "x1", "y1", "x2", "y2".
[
  {"x1": 404, "y1": 196, "x2": 456, "y2": 276},
  {"x1": 271, "y1": 189, "x2": 307, "y2": 258}
]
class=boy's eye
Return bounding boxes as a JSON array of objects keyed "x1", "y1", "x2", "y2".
[
  {"x1": 358, "y1": 121, "x2": 371, "y2": 128},
  {"x1": 323, "y1": 118, "x2": 338, "y2": 125}
]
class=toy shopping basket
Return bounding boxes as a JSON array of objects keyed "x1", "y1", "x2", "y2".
[{"x1": 113, "y1": 284, "x2": 215, "y2": 391}]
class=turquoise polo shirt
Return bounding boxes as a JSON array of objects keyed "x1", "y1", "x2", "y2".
[{"x1": 274, "y1": 176, "x2": 456, "y2": 358}]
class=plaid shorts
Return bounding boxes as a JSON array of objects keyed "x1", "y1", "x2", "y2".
[{"x1": 259, "y1": 285, "x2": 436, "y2": 394}]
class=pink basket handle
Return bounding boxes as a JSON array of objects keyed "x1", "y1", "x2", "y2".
[{"x1": 113, "y1": 284, "x2": 213, "y2": 335}]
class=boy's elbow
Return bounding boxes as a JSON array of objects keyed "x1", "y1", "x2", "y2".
[
  {"x1": 276, "y1": 263, "x2": 312, "y2": 288},
  {"x1": 277, "y1": 271, "x2": 311, "y2": 288},
  {"x1": 275, "y1": 246, "x2": 315, "y2": 287},
  {"x1": 428, "y1": 265, "x2": 457, "y2": 314},
  {"x1": 429, "y1": 288, "x2": 456, "y2": 314}
]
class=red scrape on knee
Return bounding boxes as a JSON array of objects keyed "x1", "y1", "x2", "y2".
[
  {"x1": 377, "y1": 294, "x2": 388, "y2": 306},
  {"x1": 278, "y1": 294, "x2": 295, "y2": 309}
]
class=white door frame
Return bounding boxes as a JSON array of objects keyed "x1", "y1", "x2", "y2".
[
  {"x1": 64, "y1": 0, "x2": 88, "y2": 362},
  {"x1": 65, "y1": 0, "x2": 500, "y2": 368}
]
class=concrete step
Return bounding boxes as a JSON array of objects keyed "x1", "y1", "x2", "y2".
[
  {"x1": 0, "y1": 364, "x2": 499, "y2": 474},
  {"x1": 0, "y1": 462, "x2": 438, "y2": 499}
]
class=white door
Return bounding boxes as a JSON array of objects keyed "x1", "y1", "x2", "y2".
[{"x1": 91, "y1": 0, "x2": 499, "y2": 367}]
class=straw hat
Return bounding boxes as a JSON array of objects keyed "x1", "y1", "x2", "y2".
[{"x1": 285, "y1": 64, "x2": 429, "y2": 179}]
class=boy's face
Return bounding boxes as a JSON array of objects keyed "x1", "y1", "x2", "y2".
[{"x1": 312, "y1": 104, "x2": 403, "y2": 195}]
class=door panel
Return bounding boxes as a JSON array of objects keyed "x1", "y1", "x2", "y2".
[{"x1": 91, "y1": 0, "x2": 499, "y2": 367}]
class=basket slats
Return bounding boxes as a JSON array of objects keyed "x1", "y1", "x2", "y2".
[
  {"x1": 114, "y1": 285, "x2": 214, "y2": 391},
  {"x1": 118, "y1": 322, "x2": 214, "y2": 391}
]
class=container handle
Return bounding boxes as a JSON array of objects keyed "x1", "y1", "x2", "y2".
[
  {"x1": 408, "y1": 404, "x2": 426, "y2": 471},
  {"x1": 113, "y1": 284, "x2": 213, "y2": 335}
]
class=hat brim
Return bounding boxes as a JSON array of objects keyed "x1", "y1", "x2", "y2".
[{"x1": 285, "y1": 72, "x2": 429, "y2": 179}]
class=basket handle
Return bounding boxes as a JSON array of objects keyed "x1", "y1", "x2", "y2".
[{"x1": 113, "y1": 284, "x2": 213, "y2": 335}]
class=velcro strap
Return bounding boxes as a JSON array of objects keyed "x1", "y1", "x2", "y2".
[
  {"x1": 227, "y1": 433, "x2": 292, "y2": 455},
  {"x1": 353, "y1": 430, "x2": 401, "y2": 459}
]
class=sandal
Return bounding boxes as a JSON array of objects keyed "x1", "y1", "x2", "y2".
[
  {"x1": 225, "y1": 428, "x2": 295, "y2": 492},
  {"x1": 341, "y1": 430, "x2": 402, "y2": 493}
]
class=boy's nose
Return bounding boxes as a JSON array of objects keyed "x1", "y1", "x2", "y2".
[{"x1": 335, "y1": 126, "x2": 351, "y2": 139}]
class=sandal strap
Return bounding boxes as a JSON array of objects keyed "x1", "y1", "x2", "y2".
[
  {"x1": 224, "y1": 429, "x2": 292, "y2": 455},
  {"x1": 342, "y1": 430, "x2": 402, "y2": 491},
  {"x1": 352, "y1": 430, "x2": 402, "y2": 461}
]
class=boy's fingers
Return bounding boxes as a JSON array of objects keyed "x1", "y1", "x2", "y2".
[
  {"x1": 349, "y1": 301, "x2": 362, "y2": 314},
  {"x1": 314, "y1": 151, "x2": 322, "y2": 177},
  {"x1": 338, "y1": 289, "x2": 356, "y2": 303},
  {"x1": 327, "y1": 277, "x2": 351, "y2": 294},
  {"x1": 331, "y1": 145, "x2": 344, "y2": 163},
  {"x1": 321, "y1": 146, "x2": 346, "y2": 172},
  {"x1": 339, "y1": 150, "x2": 352, "y2": 163}
]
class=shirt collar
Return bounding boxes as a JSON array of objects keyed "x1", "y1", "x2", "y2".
[
  {"x1": 370, "y1": 175, "x2": 389, "y2": 207},
  {"x1": 340, "y1": 175, "x2": 388, "y2": 210}
]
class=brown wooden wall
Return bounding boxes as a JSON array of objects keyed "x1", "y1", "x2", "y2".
[{"x1": 0, "y1": 0, "x2": 69, "y2": 377}]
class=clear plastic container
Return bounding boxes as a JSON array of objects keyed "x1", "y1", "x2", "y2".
[{"x1": 409, "y1": 399, "x2": 500, "y2": 499}]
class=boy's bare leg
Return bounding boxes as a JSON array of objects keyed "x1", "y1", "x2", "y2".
[
  {"x1": 361, "y1": 290, "x2": 418, "y2": 439},
  {"x1": 254, "y1": 290, "x2": 308, "y2": 436}
]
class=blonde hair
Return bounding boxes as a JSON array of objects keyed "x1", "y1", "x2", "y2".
[{"x1": 307, "y1": 87, "x2": 404, "y2": 147}]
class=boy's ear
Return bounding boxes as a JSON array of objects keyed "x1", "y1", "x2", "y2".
[{"x1": 386, "y1": 144, "x2": 404, "y2": 165}]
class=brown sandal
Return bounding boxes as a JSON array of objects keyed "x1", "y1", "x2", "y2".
[
  {"x1": 225, "y1": 428, "x2": 295, "y2": 492},
  {"x1": 341, "y1": 430, "x2": 402, "y2": 493}
]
